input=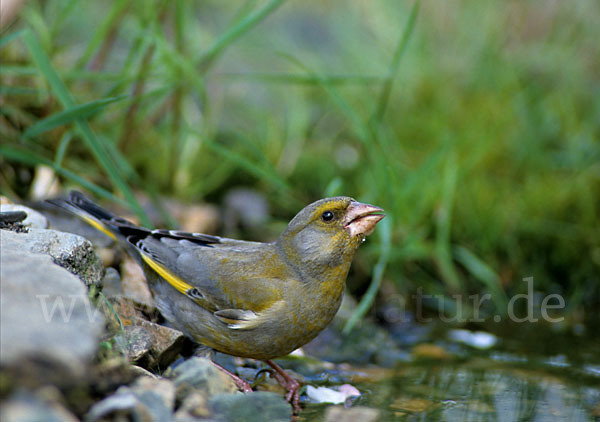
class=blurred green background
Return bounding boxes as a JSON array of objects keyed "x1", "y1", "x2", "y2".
[{"x1": 1, "y1": 0, "x2": 599, "y2": 322}]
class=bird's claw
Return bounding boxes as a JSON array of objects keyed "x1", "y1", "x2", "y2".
[
  {"x1": 266, "y1": 359, "x2": 302, "y2": 415},
  {"x1": 284, "y1": 377, "x2": 301, "y2": 414}
]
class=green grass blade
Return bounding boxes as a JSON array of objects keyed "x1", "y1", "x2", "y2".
[
  {"x1": 22, "y1": 29, "x2": 151, "y2": 226},
  {"x1": 54, "y1": 131, "x2": 73, "y2": 167},
  {"x1": 202, "y1": 137, "x2": 292, "y2": 195},
  {"x1": 435, "y1": 152, "x2": 461, "y2": 290},
  {"x1": 323, "y1": 177, "x2": 344, "y2": 197},
  {"x1": 283, "y1": 54, "x2": 371, "y2": 144},
  {"x1": 23, "y1": 95, "x2": 128, "y2": 138},
  {"x1": 372, "y1": 0, "x2": 420, "y2": 124},
  {"x1": 0, "y1": 145, "x2": 128, "y2": 207},
  {"x1": 75, "y1": 0, "x2": 129, "y2": 68},
  {"x1": 454, "y1": 245, "x2": 509, "y2": 311},
  {"x1": 0, "y1": 86, "x2": 41, "y2": 96},
  {"x1": 199, "y1": 0, "x2": 286, "y2": 69},
  {"x1": 0, "y1": 29, "x2": 25, "y2": 48},
  {"x1": 0, "y1": 65, "x2": 38, "y2": 75},
  {"x1": 217, "y1": 72, "x2": 385, "y2": 85}
]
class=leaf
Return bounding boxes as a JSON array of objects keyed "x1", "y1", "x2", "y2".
[{"x1": 23, "y1": 95, "x2": 128, "y2": 138}]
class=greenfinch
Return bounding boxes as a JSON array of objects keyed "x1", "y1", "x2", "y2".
[{"x1": 54, "y1": 191, "x2": 384, "y2": 413}]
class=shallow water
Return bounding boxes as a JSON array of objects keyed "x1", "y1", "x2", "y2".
[{"x1": 297, "y1": 321, "x2": 600, "y2": 421}]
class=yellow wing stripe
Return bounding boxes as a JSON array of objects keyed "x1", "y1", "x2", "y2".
[
  {"x1": 140, "y1": 252, "x2": 194, "y2": 296},
  {"x1": 80, "y1": 215, "x2": 118, "y2": 241}
]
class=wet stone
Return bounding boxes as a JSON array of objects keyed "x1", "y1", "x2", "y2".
[
  {"x1": 168, "y1": 357, "x2": 239, "y2": 401},
  {"x1": 209, "y1": 391, "x2": 291, "y2": 422}
]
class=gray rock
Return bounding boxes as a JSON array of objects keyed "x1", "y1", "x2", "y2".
[
  {"x1": 101, "y1": 266, "x2": 121, "y2": 297},
  {"x1": 0, "y1": 251, "x2": 104, "y2": 384},
  {"x1": 86, "y1": 377, "x2": 175, "y2": 422},
  {"x1": 128, "y1": 365, "x2": 158, "y2": 379},
  {"x1": 324, "y1": 405, "x2": 381, "y2": 422},
  {"x1": 114, "y1": 317, "x2": 185, "y2": 370},
  {"x1": 209, "y1": 391, "x2": 291, "y2": 422},
  {"x1": 0, "y1": 390, "x2": 79, "y2": 422},
  {"x1": 174, "y1": 391, "x2": 211, "y2": 420},
  {"x1": 0, "y1": 228, "x2": 103, "y2": 286},
  {"x1": 1, "y1": 204, "x2": 48, "y2": 229},
  {"x1": 169, "y1": 357, "x2": 239, "y2": 401}
]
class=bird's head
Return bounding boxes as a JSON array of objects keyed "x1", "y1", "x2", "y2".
[{"x1": 278, "y1": 197, "x2": 385, "y2": 270}]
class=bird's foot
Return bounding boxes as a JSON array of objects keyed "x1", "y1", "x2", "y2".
[
  {"x1": 266, "y1": 359, "x2": 301, "y2": 415},
  {"x1": 211, "y1": 360, "x2": 253, "y2": 393}
]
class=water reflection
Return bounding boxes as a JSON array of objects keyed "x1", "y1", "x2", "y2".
[
  {"x1": 365, "y1": 361, "x2": 600, "y2": 420},
  {"x1": 298, "y1": 317, "x2": 600, "y2": 420},
  {"x1": 300, "y1": 345, "x2": 599, "y2": 420}
]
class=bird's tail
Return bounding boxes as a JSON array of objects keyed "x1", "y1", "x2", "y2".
[{"x1": 48, "y1": 191, "x2": 138, "y2": 242}]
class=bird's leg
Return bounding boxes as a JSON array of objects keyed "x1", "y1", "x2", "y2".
[
  {"x1": 265, "y1": 359, "x2": 301, "y2": 414},
  {"x1": 211, "y1": 360, "x2": 253, "y2": 393}
]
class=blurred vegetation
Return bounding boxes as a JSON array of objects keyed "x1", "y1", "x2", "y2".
[{"x1": 1, "y1": 0, "x2": 599, "y2": 323}]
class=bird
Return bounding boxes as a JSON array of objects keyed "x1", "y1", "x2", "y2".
[{"x1": 52, "y1": 191, "x2": 384, "y2": 413}]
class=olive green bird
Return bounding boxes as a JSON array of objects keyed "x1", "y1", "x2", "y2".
[{"x1": 53, "y1": 191, "x2": 384, "y2": 413}]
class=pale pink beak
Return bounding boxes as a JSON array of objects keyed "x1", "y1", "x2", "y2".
[{"x1": 344, "y1": 201, "x2": 385, "y2": 237}]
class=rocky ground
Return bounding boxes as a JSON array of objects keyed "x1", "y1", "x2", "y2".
[{"x1": 0, "y1": 199, "x2": 391, "y2": 422}]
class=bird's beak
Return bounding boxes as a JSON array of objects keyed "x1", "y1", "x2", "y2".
[{"x1": 344, "y1": 201, "x2": 385, "y2": 237}]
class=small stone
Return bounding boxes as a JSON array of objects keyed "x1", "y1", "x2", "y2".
[
  {"x1": 324, "y1": 405, "x2": 381, "y2": 422},
  {"x1": 121, "y1": 256, "x2": 155, "y2": 308},
  {"x1": 1, "y1": 390, "x2": 78, "y2": 422},
  {"x1": 95, "y1": 246, "x2": 117, "y2": 268},
  {"x1": 1, "y1": 204, "x2": 48, "y2": 228},
  {"x1": 178, "y1": 203, "x2": 220, "y2": 234},
  {"x1": 115, "y1": 317, "x2": 185, "y2": 370},
  {"x1": 101, "y1": 267, "x2": 121, "y2": 298},
  {"x1": 0, "y1": 210, "x2": 27, "y2": 231},
  {"x1": 85, "y1": 387, "x2": 139, "y2": 421},
  {"x1": 30, "y1": 165, "x2": 61, "y2": 200},
  {"x1": 209, "y1": 391, "x2": 291, "y2": 422},
  {"x1": 129, "y1": 365, "x2": 158, "y2": 379},
  {"x1": 131, "y1": 376, "x2": 176, "y2": 413},
  {"x1": 86, "y1": 379, "x2": 175, "y2": 422},
  {"x1": 411, "y1": 343, "x2": 451, "y2": 360},
  {"x1": 170, "y1": 357, "x2": 239, "y2": 401},
  {"x1": 174, "y1": 391, "x2": 211, "y2": 420},
  {"x1": 390, "y1": 397, "x2": 436, "y2": 413}
]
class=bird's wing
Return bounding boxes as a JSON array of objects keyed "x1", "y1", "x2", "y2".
[
  {"x1": 212, "y1": 300, "x2": 286, "y2": 330},
  {"x1": 124, "y1": 228, "x2": 291, "y2": 327},
  {"x1": 53, "y1": 191, "x2": 287, "y2": 326}
]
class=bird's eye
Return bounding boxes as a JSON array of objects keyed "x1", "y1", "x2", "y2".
[{"x1": 321, "y1": 211, "x2": 334, "y2": 222}]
